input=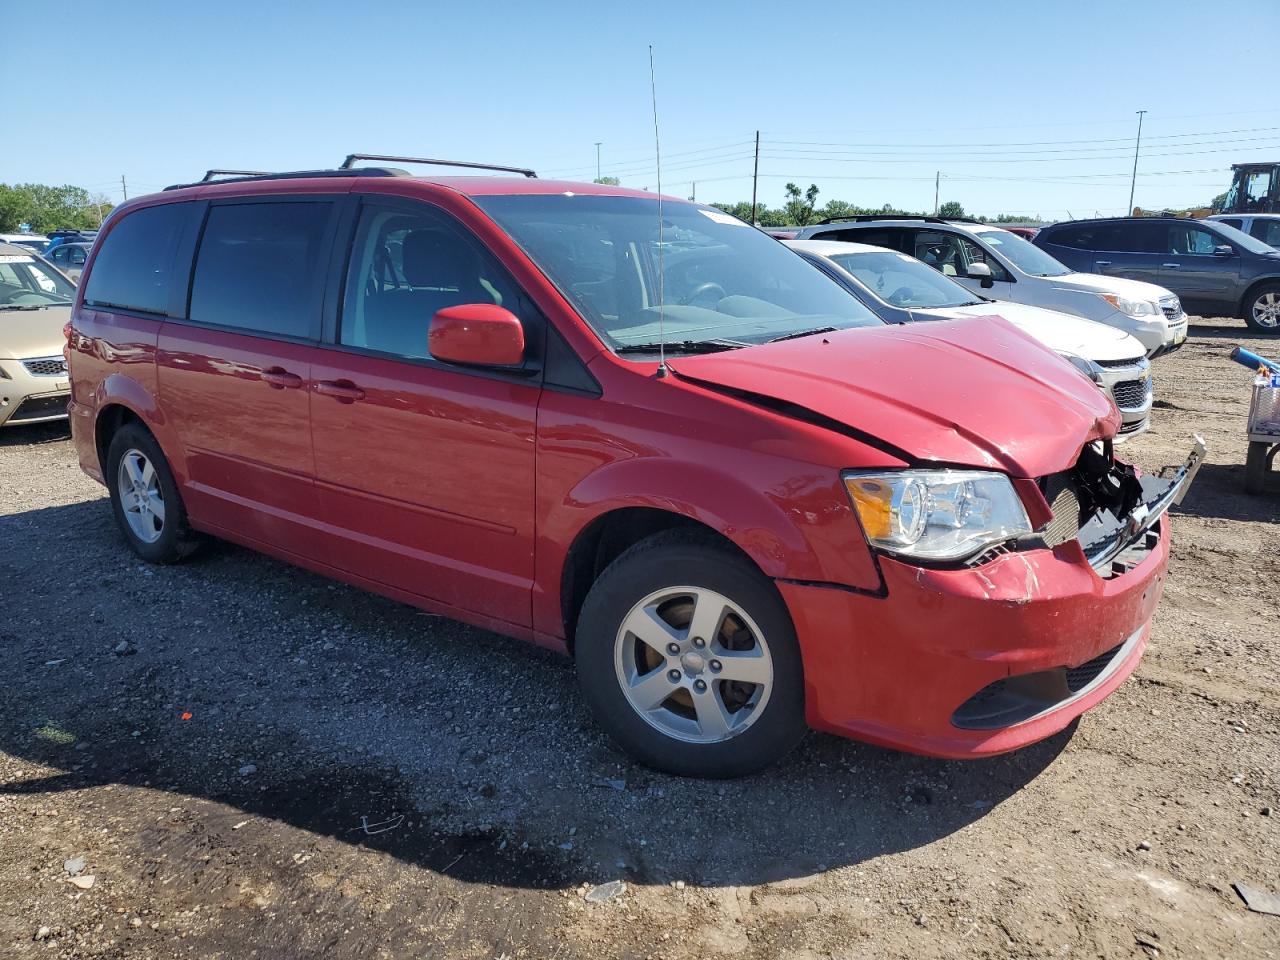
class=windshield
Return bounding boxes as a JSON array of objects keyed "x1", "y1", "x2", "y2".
[
  {"x1": 0, "y1": 253, "x2": 76, "y2": 308},
  {"x1": 1209, "y1": 220, "x2": 1277, "y2": 255},
  {"x1": 473, "y1": 194, "x2": 883, "y2": 352},
  {"x1": 829, "y1": 250, "x2": 983, "y2": 308},
  {"x1": 975, "y1": 229, "x2": 1071, "y2": 277}
]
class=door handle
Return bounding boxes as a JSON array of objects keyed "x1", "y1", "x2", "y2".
[
  {"x1": 1162, "y1": 263, "x2": 1180, "y2": 268},
  {"x1": 314, "y1": 379, "x2": 366, "y2": 403},
  {"x1": 262, "y1": 367, "x2": 303, "y2": 390},
  {"x1": 1095, "y1": 260, "x2": 1111, "y2": 266}
]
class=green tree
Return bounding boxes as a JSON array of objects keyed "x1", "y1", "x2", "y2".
[
  {"x1": 938, "y1": 200, "x2": 967, "y2": 219},
  {"x1": 0, "y1": 183, "x2": 113, "y2": 232},
  {"x1": 783, "y1": 182, "x2": 820, "y2": 226},
  {"x1": 593, "y1": 176, "x2": 621, "y2": 186}
]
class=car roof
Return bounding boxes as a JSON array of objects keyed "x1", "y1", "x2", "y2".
[
  {"x1": 810, "y1": 219, "x2": 1002, "y2": 236},
  {"x1": 784, "y1": 239, "x2": 894, "y2": 257},
  {"x1": 0, "y1": 242, "x2": 38, "y2": 256}
]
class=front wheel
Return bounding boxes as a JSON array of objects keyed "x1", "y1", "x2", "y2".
[
  {"x1": 574, "y1": 531, "x2": 807, "y2": 778},
  {"x1": 1244, "y1": 283, "x2": 1280, "y2": 333},
  {"x1": 1245, "y1": 441, "x2": 1271, "y2": 495}
]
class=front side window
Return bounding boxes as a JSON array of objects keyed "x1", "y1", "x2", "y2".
[
  {"x1": 341, "y1": 204, "x2": 521, "y2": 359},
  {"x1": 83, "y1": 203, "x2": 188, "y2": 315},
  {"x1": 0, "y1": 253, "x2": 75, "y2": 307},
  {"x1": 474, "y1": 195, "x2": 880, "y2": 351},
  {"x1": 1218, "y1": 218, "x2": 1244, "y2": 230},
  {"x1": 1245, "y1": 171, "x2": 1273, "y2": 209},
  {"x1": 831, "y1": 250, "x2": 981, "y2": 308},
  {"x1": 1168, "y1": 224, "x2": 1224, "y2": 255},
  {"x1": 959, "y1": 237, "x2": 1012, "y2": 282},
  {"x1": 189, "y1": 201, "x2": 332, "y2": 338},
  {"x1": 972, "y1": 229, "x2": 1070, "y2": 277}
]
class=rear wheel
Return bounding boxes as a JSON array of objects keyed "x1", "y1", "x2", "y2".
[
  {"x1": 1244, "y1": 283, "x2": 1280, "y2": 333},
  {"x1": 106, "y1": 423, "x2": 199, "y2": 563},
  {"x1": 574, "y1": 531, "x2": 807, "y2": 778}
]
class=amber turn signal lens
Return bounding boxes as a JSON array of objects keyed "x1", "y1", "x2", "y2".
[{"x1": 844, "y1": 476, "x2": 893, "y2": 540}]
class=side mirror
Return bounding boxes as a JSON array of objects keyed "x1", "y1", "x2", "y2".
[
  {"x1": 1213, "y1": 244, "x2": 1234, "y2": 257},
  {"x1": 966, "y1": 261, "x2": 995, "y2": 287},
  {"x1": 428, "y1": 304, "x2": 525, "y2": 368}
]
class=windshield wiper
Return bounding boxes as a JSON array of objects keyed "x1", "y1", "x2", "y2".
[
  {"x1": 0, "y1": 304, "x2": 47, "y2": 311},
  {"x1": 768, "y1": 326, "x2": 838, "y2": 343},
  {"x1": 615, "y1": 339, "x2": 745, "y2": 356}
]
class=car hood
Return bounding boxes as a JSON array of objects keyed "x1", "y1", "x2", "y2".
[
  {"x1": 672, "y1": 315, "x2": 1118, "y2": 479},
  {"x1": 918, "y1": 301, "x2": 1148, "y2": 363},
  {"x1": 1051, "y1": 272, "x2": 1175, "y2": 304},
  {"x1": 0, "y1": 305, "x2": 70, "y2": 360}
]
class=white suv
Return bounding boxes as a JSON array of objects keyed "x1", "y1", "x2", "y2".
[{"x1": 793, "y1": 217, "x2": 1187, "y2": 358}]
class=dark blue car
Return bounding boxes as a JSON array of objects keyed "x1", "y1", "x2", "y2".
[{"x1": 1035, "y1": 217, "x2": 1280, "y2": 333}]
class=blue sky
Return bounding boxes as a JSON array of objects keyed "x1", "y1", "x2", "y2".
[{"x1": 8, "y1": 0, "x2": 1279, "y2": 219}]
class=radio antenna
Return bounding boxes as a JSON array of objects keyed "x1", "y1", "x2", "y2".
[{"x1": 649, "y1": 44, "x2": 668, "y2": 378}]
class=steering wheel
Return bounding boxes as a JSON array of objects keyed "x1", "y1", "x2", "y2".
[
  {"x1": 887, "y1": 286, "x2": 918, "y2": 306},
  {"x1": 679, "y1": 281, "x2": 727, "y2": 306}
]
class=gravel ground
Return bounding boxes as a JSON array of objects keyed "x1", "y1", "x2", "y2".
[{"x1": 1, "y1": 316, "x2": 1277, "y2": 959}]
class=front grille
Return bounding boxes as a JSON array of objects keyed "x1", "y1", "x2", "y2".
[
  {"x1": 22, "y1": 356, "x2": 67, "y2": 377},
  {"x1": 7, "y1": 394, "x2": 69, "y2": 423},
  {"x1": 1111, "y1": 379, "x2": 1150, "y2": 409},
  {"x1": 1095, "y1": 356, "x2": 1147, "y2": 370},
  {"x1": 1160, "y1": 298, "x2": 1183, "y2": 321}
]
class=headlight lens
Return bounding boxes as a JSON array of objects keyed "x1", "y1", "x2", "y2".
[
  {"x1": 844, "y1": 470, "x2": 1032, "y2": 561},
  {"x1": 1098, "y1": 293, "x2": 1158, "y2": 318},
  {"x1": 1059, "y1": 352, "x2": 1104, "y2": 384}
]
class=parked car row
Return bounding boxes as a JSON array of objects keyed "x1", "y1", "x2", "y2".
[{"x1": 32, "y1": 157, "x2": 1202, "y2": 779}]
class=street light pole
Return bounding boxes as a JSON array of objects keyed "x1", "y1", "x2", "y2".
[
  {"x1": 1128, "y1": 110, "x2": 1147, "y2": 215},
  {"x1": 594, "y1": 142, "x2": 602, "y2": 181}
]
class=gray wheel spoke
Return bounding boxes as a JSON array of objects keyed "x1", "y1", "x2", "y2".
[
  {"x1": 713, "y1": 647, "x2": 770, "y2": 685},
  {"x1": 692, "y1": 687, "x2": 733, "y2": 740},
  {"x1": 146, "y1": 492, "x2": 165, "y2": 523},
  {"x1": 627, "y1": 667, "x2": 675, "y2": 711},
  {"x1": 141, "y1": 459, "x2": 155, "y2": 488},
  {"x1": 123, "y1": 455, "x2": 145, "y2": 490},
  {"x1": 117, "y1": 448, "x2": 165, "y2": 545},
  {"x1": 686, "y1": 595, "x2": 727, "y2": 645},
  {"x1": 624, "y1": 605, "x2": 682, "y2": 655}
]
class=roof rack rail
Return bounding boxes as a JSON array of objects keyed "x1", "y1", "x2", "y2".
[
  {"x1": 201, "y1": 169, "x2": 273, "y2": 182},
  {"x1": 163, "y1": 167, "x2": 407, "y2": 191},
  {"x1": 340, "y1": 153, "x2": 537, "y2": 178},
  {"x1": 817, "y1": 214, "x2": 983, "y2": 226}
]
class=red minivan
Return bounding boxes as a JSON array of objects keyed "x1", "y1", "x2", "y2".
[{"x1": 67, "y1": 157, "x2": 1203, "y2": 777}]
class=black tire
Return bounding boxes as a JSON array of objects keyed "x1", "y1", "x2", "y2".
[
  {"x1": 1245, "y1": 441, "x2": 1270, "y2": 495},
  {"x1": 105, "y1": 422, "x2": 200, "y2": 563},
  {"x1": 574, "y1": 530, "x2": 807, "y2": 778},
  {"x1": 1243, "y1": 282, "x2": 1280, "y2": 334}
]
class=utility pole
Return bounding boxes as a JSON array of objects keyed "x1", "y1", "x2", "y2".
[
  {"x1": 750, "y1": 130, "x2": 760, "y2": 225},
  {"x1": 594, "y1": 142, "x2": 602, "y2": 181},
  {"x1": 934, "y1": 171, "x2": 941, "y2": 216},
  {"x1": 120, "y1": 175, "x2": 128, "y2": 201},
  {"x1": 690, "y1": 182, "x2": 696, "y2": 202},
  {"x1": 1128, "y1": 110, "x2": 1147, "y2": 215}
]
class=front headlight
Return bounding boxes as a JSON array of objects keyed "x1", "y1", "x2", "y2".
[
  {"x1": 1098, "y1": 293, "x2": 1159, "y2": 318},
  {"x1": 844, "y1": 470, "x2": 1032, "y2": 562},
  {"x1": 1059, "y1": 352, "x2": 1104, "y2": 384}
]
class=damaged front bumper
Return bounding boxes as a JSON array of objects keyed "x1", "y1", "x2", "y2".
[{"x1": 778, "y1": 438, "x2": 1205, "y2": 759}]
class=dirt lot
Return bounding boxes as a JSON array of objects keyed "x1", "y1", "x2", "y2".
[{"x1": 1, "y1": 316, "x2": 1277, "y2": 960}]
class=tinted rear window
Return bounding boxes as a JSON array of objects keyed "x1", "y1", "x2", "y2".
[
  {"x1": 189, "y1": 201, "x2": 332, "y2": 338},
  {"x1": 82, "y1": 203, "x2": 189, "y2": 315}
]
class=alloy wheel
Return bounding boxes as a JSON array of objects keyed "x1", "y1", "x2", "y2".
[
  {"x1": 614, "y1": 586, "x2": 774, "y2": 744},
  {"x1": 117, "y1": 448, "x2": 165, "y2": 544},
  {"x1": 1253, "y1": 292, "x2": 1280, "y2": 329}
]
